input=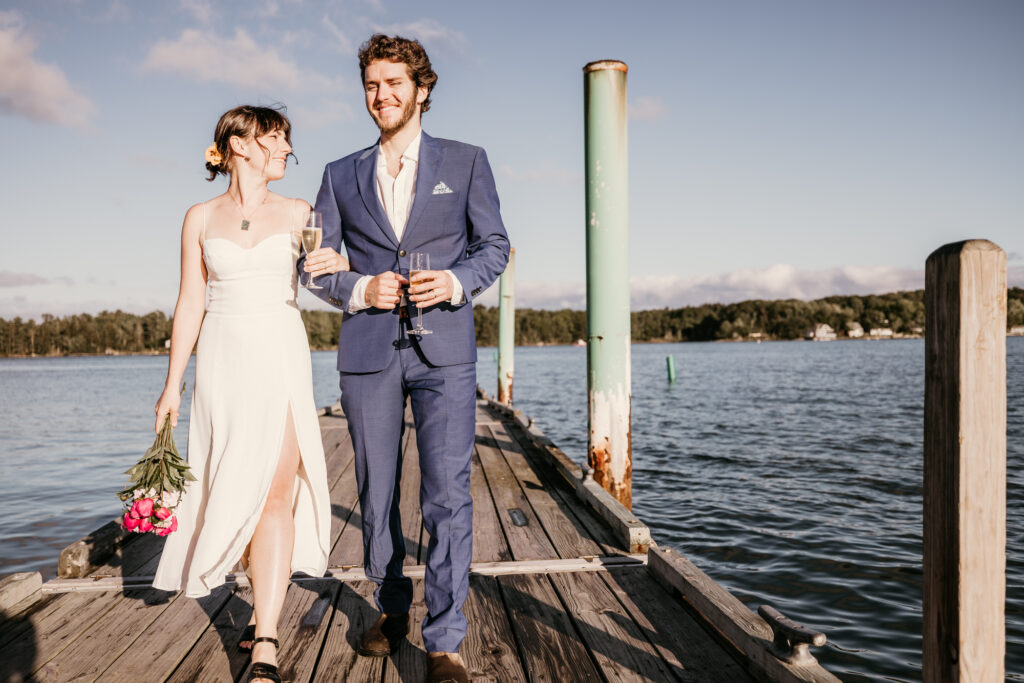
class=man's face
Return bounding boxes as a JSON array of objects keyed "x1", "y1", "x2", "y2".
[{"x1": 363, "y1": 59, "x2": 427, "y2": 136}]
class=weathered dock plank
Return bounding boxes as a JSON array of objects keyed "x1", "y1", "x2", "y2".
[
  {"x1": 0, "y1": 590, "x2": 118, "y2": 677},
  {"x1": 602, "y1": 568, "x2": 753, "y2": 682},
  {"x1": 498, "y1": 572, "x2": 603, "y2": 681},
  {"x1": 33, "y1": 588, "x2": 181, "y2": 683},
  {"x1": 471, "y1": 435, "x2": 513, "y2": 563},
  {"x1": 462, "y1": 573, "x2": 527, "y2": 682},
  {"x1": 502, "y1": 419, "x2": 624, "y2": 555},
  {"x1": 99, "y1": 584, "x2": 234, "y2": 680},
  {"x1": 475, "y1": 424, "x2": 559, "y2": 560},
  {"x1": 488, "y1": 421, "x2": 607, "y2": 558},
  {"x1": 311, "y1": 580, "x2": 383, "y2": 682},
  {"x1": 551, "y1": 569, "x2": 681, "y2": 682},
  {"x1": 165, "y1": 587, "x2": 255, "y2": 683}
]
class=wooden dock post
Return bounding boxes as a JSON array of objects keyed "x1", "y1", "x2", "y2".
[
  {"x1": 583, "y1": 59, "x2": 632, "y2": 510},
  {"x1": 498, "y1": 247, "x2": 515, "y2": 405},
  {"x1": 923, "y1": 239, "x2": 1007, "y2": 682}
]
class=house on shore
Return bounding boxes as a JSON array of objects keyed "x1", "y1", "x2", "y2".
[
  {"x1": 1009, "y1": 325, "x2": 1024, "y2": 337},
  {"x1": 806, "y1": 323, "x2": 837, "y2": 341},
  {"x1": 869, "y1": 327, "x2": 894, "y2": 338},
  {"x1": 846, "y1": 322, "x2": 864, "y2": 338}
]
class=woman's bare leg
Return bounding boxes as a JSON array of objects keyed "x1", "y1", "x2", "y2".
[{"x1": 249, "y1": 406, "x2": 301, "y2": 678}]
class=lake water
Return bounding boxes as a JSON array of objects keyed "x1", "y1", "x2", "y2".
[{"x1": 0, "y1": 338, "x2": 1020, "y2": 681}]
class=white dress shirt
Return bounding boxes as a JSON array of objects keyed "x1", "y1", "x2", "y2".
[{"x1": 348, "y1": 132, "x2": 464, "y2": 312}]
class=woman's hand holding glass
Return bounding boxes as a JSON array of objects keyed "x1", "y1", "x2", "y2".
[{"x1": 302, "y1": 247, "x2": 350, "y2": 279}]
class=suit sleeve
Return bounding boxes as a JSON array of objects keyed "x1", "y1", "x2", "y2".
[
  {"x1": 448, "y1": 147, "x2": 510, "y2": 303},
  {"x1": 300, "y1": 164, "x2": 364, "y2": 312}
]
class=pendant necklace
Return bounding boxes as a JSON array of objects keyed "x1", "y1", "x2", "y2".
[{"x1": 228, "y1": 190, "x2": 269, "y2": 231}]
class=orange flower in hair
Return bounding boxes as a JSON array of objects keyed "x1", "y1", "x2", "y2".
[{"x1": 205, "y1": 144, "x2": 223, "y2": 167}]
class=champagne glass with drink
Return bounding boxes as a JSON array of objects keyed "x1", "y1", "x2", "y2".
[
  {"x1": 409, "y1": 252, "x2": 432, "y2": 335},
  {"x1": 302, "y1": 211, "x2": 323, "y2": 290}
]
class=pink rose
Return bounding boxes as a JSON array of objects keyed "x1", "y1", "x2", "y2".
[
  {"x1": 138, "y1": 518, "x2": 154, "y2": 533},
  {"x1": 122, "y1": 513, "x2": 140, "y2": 530},
  {"x1": 156, "y1": 526, "x2": 172, "y2": 537},
  {"x1": 136, "y1": 498, "x2": 155, "y2": 518},
  {"x1": 168, "y1": 516, "x2": 178, "y2": 533},
  {"x1": 128, "y1": 500, "x2": 141, "y2": 519},
  {"x1": 155, "y1": 507, "x2": 171, "y2": 520}
]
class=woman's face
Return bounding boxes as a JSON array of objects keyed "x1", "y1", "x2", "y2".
[{"x1": 237, "y1": 128, "x2": 292, "y2": 181}]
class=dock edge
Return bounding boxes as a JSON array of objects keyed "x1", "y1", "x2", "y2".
[{"x1": 476, "y1": 386, "x2": 652, "y2": 554}]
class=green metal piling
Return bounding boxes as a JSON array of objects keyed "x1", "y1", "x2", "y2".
[
  {"x1": 666, "y1": 356, "x2": 676, "y2": 383},
  {"x1": 498, "y1": 248, "x2": 516, "y2": 406},
  {"x1": 584, "y1": 60, "x2": 632, "y2": 510}
]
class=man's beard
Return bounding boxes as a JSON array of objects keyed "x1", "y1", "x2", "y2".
[{"x1": 373, "y1": 96, "x2": 417, "y2": 135}]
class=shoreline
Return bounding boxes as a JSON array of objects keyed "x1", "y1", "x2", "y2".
[
  {"x1": 6, "y1": 332, "x2": 1024, "y2": 359},
  {"x1": 0, "y1": 335, "x2": 945, "y2": 359}
]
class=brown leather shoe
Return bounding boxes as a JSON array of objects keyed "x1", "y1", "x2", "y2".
[
  {"x1": 358, "y1": 613, "x2": 409, "y2": 657},
  {"x1": 426, "y1": 652, "x2": 469, "y2": 683}
]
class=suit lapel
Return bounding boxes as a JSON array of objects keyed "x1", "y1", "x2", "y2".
[
  {"x1": 400, "y1": 132, "x2": 444, "y2": 247},
  {"x1": 355, "y1": 144, "x2": 399, "y2": 248}
]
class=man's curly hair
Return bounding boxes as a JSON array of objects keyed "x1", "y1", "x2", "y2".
[{"x1": 358, "y1": 34, "x2": 438, "y2": 113}]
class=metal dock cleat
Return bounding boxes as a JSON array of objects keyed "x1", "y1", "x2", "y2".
[{"x1": 758, "y1": 604, "x2": 827, "y2": 666}]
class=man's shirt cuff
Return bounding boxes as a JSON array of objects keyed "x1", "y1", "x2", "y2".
[
  {"x1": 348, "y1": 275, "x2": 373, "y2": 312},
  {"x1": 446, "y1": 270, "x2": 465, "y2": 305}
]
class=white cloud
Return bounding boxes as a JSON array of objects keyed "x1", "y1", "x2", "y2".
[
  {"x1": 629, "y1": 264, "x2": 926, "y2": 310},
  {"x1": 369, "y1": 19, "x2": 465, "y2": 50},
  {"x1": 498, "y1": 160, "x2": 582, "y2": 185},
  {"x1": 499, "y1": 264, "x2": 937, "y2": 310},
  {"x1": 629, "y1": 96, "x2": 666, "y2": 122},
  {"x1": 180, "y1": 0, "x2": 212, "y2": 24},
  {"x1": 322, "y1": 15, "x2": 355, "y2": 54},
  {"x1": 288, "y1": 100, "x2": 354, "y2": 129},
  {"x1": 260, "y1": 0, "x2": 281, "y2": 18},
  {"x1": 0, "y1": 271, "x2": 46, "y2": 287},
  {"x1": 0, "y1": 12, "x2": 95, "y2": 128},
  {"x1": 142, "y1": 28, "x2": 340, "y2": 92}
]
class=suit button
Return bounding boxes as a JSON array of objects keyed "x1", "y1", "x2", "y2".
[{"x1": 399, "y1": 249, "x2": 407, "y2": 257}]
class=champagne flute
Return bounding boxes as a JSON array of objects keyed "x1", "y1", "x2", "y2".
[
  {"x1": 409, "y1": 252, "x2": 432, "y2": 335},
  {"x1": 301, "y1": 211, "x2": 323, "y2": 290}
]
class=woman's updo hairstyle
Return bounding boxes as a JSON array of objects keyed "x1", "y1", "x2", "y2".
[{"x1": 205, "y1": 105, "x2": 292, "y2": 181}]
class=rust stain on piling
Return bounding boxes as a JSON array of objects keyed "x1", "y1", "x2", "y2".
[
  {"x1": 589, "y1": 436, "x2": 610, "y2": 488},
  {"x1": 498, "y1": 371, "x2": 513, "y2": 405}
]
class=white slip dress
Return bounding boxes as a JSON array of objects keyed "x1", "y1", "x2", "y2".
[{"x1": 152, "y1": 201, "x2": 331, "y2": 597}]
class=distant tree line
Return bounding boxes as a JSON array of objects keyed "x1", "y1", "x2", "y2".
[
  {"x1": 475, "y1": 288, "x2": 1024, "y2": 346},
  {"x1": 2, "y1": 288, "x2": 1022, "y2": 356}
]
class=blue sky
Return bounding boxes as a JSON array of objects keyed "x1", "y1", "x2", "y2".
[{"x1": 1, "y1": 0, "x2": 1022, "y2": 319}]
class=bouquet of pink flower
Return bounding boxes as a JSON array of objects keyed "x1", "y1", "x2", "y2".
[{"x1": 118, "y1": 387, "x2": 195, "y2": 536}]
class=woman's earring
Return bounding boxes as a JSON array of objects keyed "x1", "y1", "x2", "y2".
[{"x1": 244, "y1": 155, "x2": 251, "y2": 162}]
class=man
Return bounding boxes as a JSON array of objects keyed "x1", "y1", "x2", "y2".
[{"x1": 301, "y1": 33, "x2": 509, "y2": 682}]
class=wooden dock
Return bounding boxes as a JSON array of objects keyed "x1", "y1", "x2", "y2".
[{"x1": 0, "y1": 395, "x2": 837, "y2": 682}]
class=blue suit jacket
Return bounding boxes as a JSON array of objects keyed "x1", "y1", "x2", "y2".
[{"x1": 304, "y1": 132, "x2": 510, "y2": 372}]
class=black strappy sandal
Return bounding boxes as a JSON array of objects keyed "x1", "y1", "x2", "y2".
[
  {"x1": 238, "y1": 624, "x2": 256, "y2": 651},
  {"x1": 247, "y1": 636, "x2": 281, "y2": 683}
]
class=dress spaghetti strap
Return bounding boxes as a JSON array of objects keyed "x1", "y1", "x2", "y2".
[{"x1": 201, "y1": 201, "x2": 207, "y2": 243}]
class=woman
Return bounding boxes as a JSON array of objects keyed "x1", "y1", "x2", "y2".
[{"x1": 151, "y1": 105, "x2": 347, "y2": 683}]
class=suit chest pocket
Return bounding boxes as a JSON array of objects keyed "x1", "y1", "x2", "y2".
[{"x1": 418, "y1": 191, "x2": 461, "y2": 223}]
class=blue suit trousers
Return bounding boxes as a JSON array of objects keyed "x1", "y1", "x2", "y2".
[{"x1": 338, "y1": 342, "x2": 476, "y2": 654}]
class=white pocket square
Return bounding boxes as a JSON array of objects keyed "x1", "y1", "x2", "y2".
[{"x1": 432, "y1": 181, "x2": 453, "y2": 195}]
